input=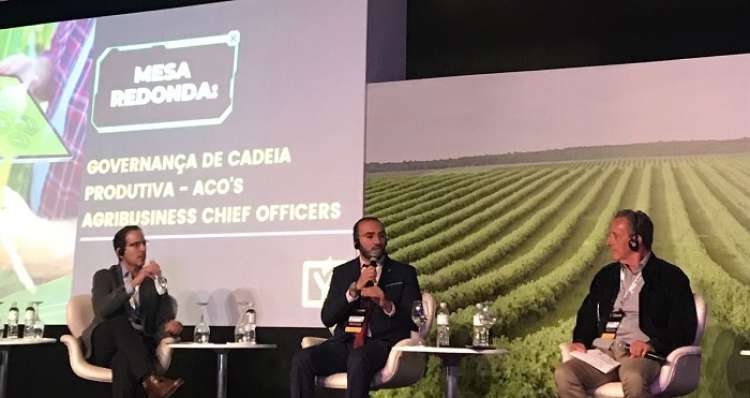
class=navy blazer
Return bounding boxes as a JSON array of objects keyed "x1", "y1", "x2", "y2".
[
  {"x1": 321, "y1": 256, "x2": 421, "y2": 346},
  {"x1": 81, "y1": 264, "x2": 176, "y2": 358},
  {"x1": 572, "y1": 254, "x2": 697, "y2": 356}
]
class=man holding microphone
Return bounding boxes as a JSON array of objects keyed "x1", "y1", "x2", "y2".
[
  {"x1": 290, "y1": 217, "x2": 421, "y2": 398},
  {"x1": 555, "y1": 210, "x2": 697, "y2": 398}
]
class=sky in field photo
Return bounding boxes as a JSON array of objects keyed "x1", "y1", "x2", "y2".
[{"x1": 366, "y1": 53, "x2": 750, "y2": 163}]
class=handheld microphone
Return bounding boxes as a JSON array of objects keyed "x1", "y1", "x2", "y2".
[
  {"x1": 364, "y1": 255, "x2": 378, "y2": 287},
  {"x1": 624, "y1": 342, "x2": 666, "y2": 363},
  {"x1": 593, "y1": 338, "x2": 666, "y2": 363}
]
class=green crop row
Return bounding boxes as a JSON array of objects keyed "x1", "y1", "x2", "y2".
[
  {"x1": 403, "y1": 167, "x2": 578, "y2": 273},
  {"x1": 365, "y1": 173, "x2": 424, "y2": 198},
  {"x1": 445, "y1": 165, "x2": 629, "y2": 335},
  {"x1": 674, "y1": 163, "x2": 750, "y2": 274},
  {"x1": 695, "y1": 162, "x2": 750, "y2": 227},
  {"x1": 661, "y1": 163, "x2": 750, "y2": 339},
  {"x1": 435, "y1": 166, "x2": 623, "y2": 311},
  {"x1": 373, "y1": 168, "x2": 512, "y2": 222},
  {"x1": 366, "y1": 173, "x2": 450, "y2": 204},
  {"x1": 384, "y1": 167, "x2": 558, "y2": 253},
  {"x1": 366, "y1": 170, "x2": 496, "y2": 215},
  {"x1": 419, "y1": 167, "x2": 595, "y2": 291},
  {"x1": 367, "y1": 170, "x2": 477, "y2": 204}
]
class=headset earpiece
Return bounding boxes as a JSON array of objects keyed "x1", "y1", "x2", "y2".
[
  {"x1": 628, "y1": 235, "x2": 640, "y2": 251},
  {"x1": 353, "y1": 220, "x2": 361, "y2": 250}
]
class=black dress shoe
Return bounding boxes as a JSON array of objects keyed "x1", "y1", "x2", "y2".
[{"x1": 142, "y1": 374, "x2": 184, "y2": 398}]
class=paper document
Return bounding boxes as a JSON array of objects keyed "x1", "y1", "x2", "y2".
[{"x1": 570, "y1": 349, "x2": 620, "y2": 373}]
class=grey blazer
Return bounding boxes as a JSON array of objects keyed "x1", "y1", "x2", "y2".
[{"x1": 81, "y1": 264, "x2": 176, "y2": 358}]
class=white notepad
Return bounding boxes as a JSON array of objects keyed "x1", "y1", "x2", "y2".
[{"x1": 570, "y1": 349, "x2": 620, "y2": 373}]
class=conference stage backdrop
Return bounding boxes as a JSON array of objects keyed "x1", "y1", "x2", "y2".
[{"x1": 365, "y1": 54, "x2": 750, "y2": 397}]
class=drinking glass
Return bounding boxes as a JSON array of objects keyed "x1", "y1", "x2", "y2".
[
  {"x1": 411, "y1": 300, "x2": 426, "y2": 344},
  {"x1": 234, "y1": 301, "x2": 248, "y2": 342},
  {"x1": 23, "y1": 302, "x2": 35, "y2": 335},
  {"x1": 242, "y1": 304, "x2": 257, "y2": 343},
  {"x1": 481, "y1": 302, "x2": 497, "y2": 327},
  {"x1": 194, "y1": 302, "x2": 211, "y2": 343},
  {"x1": 30, "y1": 301, "x2": 44, "y2": 339},
  {"x1": 147, "y1": 258, "x2": 168, "y2": 295},
  {"x1": 478, "y1": 302, "x2": 497, "y2": 347},
  {"x1": 154, "y1": 275, "x2": 168, "y2": 295},
  {"x1": 5, "y1": 302, "x2": 18, "y2": 339}
]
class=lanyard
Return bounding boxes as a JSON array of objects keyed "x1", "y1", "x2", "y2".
[{"x1": 616, "y1": 268, "x2": 643, "y2": 310}]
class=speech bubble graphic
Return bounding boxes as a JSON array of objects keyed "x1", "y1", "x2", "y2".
[{"x1": 91, "y1": 31, "x2": 240, "y2": 133}]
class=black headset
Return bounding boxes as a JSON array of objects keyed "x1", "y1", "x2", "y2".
[
  {"x1": 353, "y1": 218, "x2": 364, "y2": 250},
  {"x1": 628, "y1": 234, "x2": 640, "y2": 251},
  {"x1": 627, "y1": 211, "x2": 648, "y2": 252}
]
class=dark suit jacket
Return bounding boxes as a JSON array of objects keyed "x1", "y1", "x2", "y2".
[
  {"x1": 572, "y1": 254, "x2": 697, "y2": 356},
  {"x1": 81, "y1": 264, "x2": 176, "y2": 358},
  {"x1": 321, "y1": 256, "x2": 421, "y2": 346}
]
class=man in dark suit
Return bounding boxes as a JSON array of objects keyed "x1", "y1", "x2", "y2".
[
  {"x1": 555, "y1": 210, "x2": 697, "y2": 398},
  {"x1": 290, "y1": 217, "x2": 421, "y2": 398},
  {"x1": 81, "y1": 225, "x2": 184, "y2": 398}
]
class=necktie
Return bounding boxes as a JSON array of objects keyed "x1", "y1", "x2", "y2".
[
  {"x1": 130, "y1": 284, "x2": 140, "y2": 310},
  {"x1": 352, "y1": 309, "x2": 369, "y2": 349},
  {"x1": 353, "y1": 265, "x2": 377, "y2": 349}
]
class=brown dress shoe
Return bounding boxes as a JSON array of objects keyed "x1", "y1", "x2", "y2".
[{"x1": 142, "y1": 374, "x2": 184, "y2": 398}]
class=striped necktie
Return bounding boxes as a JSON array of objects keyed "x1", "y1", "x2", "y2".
[{"x1": 130, "y1": 284, "x2": 140, "y2": 310}]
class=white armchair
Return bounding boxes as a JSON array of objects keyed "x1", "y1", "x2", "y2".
[
  {"x1": 559, "y1": 293, "x2": 707, "y2": 397},
  {"x1": 301, "y1": 292, "x2": 436, "y2": 390},
  {"x1": 60, "y1": 294, "x2": 176, "y2": 383}
]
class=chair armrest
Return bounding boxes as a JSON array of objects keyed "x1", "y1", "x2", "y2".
[
  {"x1": 374, "y1": 337, "x2": 427, "y2": 389},
  {"x1": 665, "y1": 345, "x2": 701, "y2": 362},
  {"x1": 155, "y1": 336, "x2": 179, "y2": 373},
  {"x1": 314, "y1": 338, "x2": 429, "y2": 390},
  {"x1": 60, "y1": 334, "x2": 112, "y2": 383},
  {"x1": 652, "y1": 345, "x2": 702, "y2": 396},
  {"x1": 301, "y1": 337, "x2": 327, "y2": 349},
  {"x1": 559, "y1": 342, "x2": 574, "y2": 363}
]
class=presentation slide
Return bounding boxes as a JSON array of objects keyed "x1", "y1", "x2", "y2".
[{"x1": 0, "y1": 0, "x2": 367, "y2": 326}]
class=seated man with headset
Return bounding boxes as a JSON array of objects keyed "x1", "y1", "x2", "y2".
[
  {"x1": 81, "y1": 225, "x2": 184, "y2": 398},
  {"x1": 555, "y1": 210, "x2": 697, "y2": 398},
  {"x1": 290, "y1": 216, "x2": 421, "y2": 398}
]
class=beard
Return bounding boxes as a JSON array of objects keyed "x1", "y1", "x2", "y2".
[{"x1": 362, "y1": 247, "x2": 385, "y2": 262}]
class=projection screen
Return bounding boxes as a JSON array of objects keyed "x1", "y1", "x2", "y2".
[{"x1": 0, "y1": 0, "x2": 367, "y2": 326}]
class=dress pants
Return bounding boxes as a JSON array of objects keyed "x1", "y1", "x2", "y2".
[
  {"x1": 290, "y1": 337, "x2": 391, "y2": 398},
  {"x1": 90, "y1": 315, "x2": 157, "y2": 398},
  {"x1": 555, "y1": 344, "x2": 661, "y2": 398}
]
